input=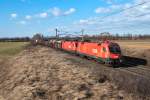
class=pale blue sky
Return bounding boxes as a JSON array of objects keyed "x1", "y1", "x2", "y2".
[{"x1": 0, "y1": 0, "x2": 150, "y2": 37}]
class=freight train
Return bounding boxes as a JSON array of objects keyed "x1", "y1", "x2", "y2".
[{"x1": 48, "y1": 40, "x2": 123, "y2": 67}]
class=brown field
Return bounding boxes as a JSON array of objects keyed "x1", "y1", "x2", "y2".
[{"x1": 117, "y1": 40, "x2": 150, "y2": 49}]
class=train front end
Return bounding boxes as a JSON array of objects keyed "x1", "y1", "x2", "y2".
[{"x1": 108, "y1": 42, "x2": 123, "y2": 66}]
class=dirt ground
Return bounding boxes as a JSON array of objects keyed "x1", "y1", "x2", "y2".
[{"x1": 0, "y1": 46, "x2": 138, "y2": 100}]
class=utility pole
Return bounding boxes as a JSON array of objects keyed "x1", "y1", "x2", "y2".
[
  {"x1": 81, "y1": 29, "x2": 84, "y2": 41},
  {"x1": 55, "y1": 28, "x2": 58, "y2": 38}
]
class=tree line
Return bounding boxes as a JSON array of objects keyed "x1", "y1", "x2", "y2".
[
  {"x1": 0, "y1": 33, "x2": 150, "y2": 42},
  {"x1": 84, "y1": 33, "x2": 150, "y2": 41},
  {"x1": 0, "y1": 37, "x2": 30, "y2": 42}
]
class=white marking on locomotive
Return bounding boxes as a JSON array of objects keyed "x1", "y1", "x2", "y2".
[
  {"x1": 68, "y1": 45, "x2": 71, "y2": 48},
  {"x1": 36, "y1": 40, "x2": 38, "y2": 43},
  {"x1": 92, "y1": 49, "x2": 98, "y2": 53}
]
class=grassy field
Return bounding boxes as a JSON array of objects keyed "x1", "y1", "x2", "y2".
[{"x1": 0, "y1": 42, "x2": 29, "y2": 59}]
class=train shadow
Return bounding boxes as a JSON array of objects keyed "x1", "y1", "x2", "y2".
[{"x1": 120, "y1": 56, "x2": 148, "y2": 68}]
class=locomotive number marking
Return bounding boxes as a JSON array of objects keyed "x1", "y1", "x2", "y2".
[{"x1": 92, "y1": 49, "x2": 98, "y2": 53}]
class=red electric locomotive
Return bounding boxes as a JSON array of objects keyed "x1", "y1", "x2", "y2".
[
  {"x1": 62, "y1": 41, "x2": 77, "y2": 53},
  {"x1": 50, "y1": 40, "x2": 122, "y2": 67}
]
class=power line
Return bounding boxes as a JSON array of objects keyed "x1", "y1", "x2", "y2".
[
  {"x1": 55, "y1": 1, "x2": 150, "y2": 36},
  {"x1": 120, "y1": 1, "x2": 150, "y2": 12},
  {"x1": 91, "y1": 1, "x2": 150, "y2": 33},
  {"x1": 100, "y1": 1, "x2": 150, "y2": 20}
]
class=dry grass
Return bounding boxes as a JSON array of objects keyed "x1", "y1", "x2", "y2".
[
  {"x1": 91, "y1": 64, "x2": 150, "y2": 99},
  {"x1": 0, "y1": 46, "x2": 137, "y2": 100},
  {"x1": 0, "y1": 42, "x2": 149, "y2": 99}
]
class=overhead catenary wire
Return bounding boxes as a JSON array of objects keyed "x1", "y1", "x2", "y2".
[
  {"x1": 86, "y1": 1, "x2": 150, "y2": 33},
  {"x1": 101, "y1": 1, "x2": 150, "y2": 19},
  {"x1": 87, "y1": 1, "x2": 150, "y2": 34},
  {"x1": 55, "y1": 1, "x2": 150, "y2": 37}
]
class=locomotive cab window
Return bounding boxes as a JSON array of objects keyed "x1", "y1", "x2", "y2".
[{"x1": 109, "y1": 46, "x2": 121, "y2": 54}]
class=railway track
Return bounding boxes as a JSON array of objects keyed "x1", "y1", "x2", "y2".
[
  {"x1": 86, "y1": 56, "x2": 150, "y2": 79},
  {"x1": 117, "y1": 61, "x2": 150, "y2": 79},
  {"x1": 88, "y1": 57, "x2": 150, "y2": 79},
  {"x1": 57, "y1": 48, "x2": 150, "y2": 80},
  {"x1": 124, "y1": 61, "x2": 150, "y2": 70},
  {"x1": 117, "y1": 67, "x2": 150, "y2": 79},
  {"x1": 49, "y1": 47, "x2": 150, "y2": 97}
]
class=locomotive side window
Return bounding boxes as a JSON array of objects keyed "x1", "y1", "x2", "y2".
[{"x1": 103, "y1": 47, "x2": 106, "y2": 52}]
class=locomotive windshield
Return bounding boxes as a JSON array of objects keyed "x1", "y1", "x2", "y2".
[{"x1": 109, "y1": 46, "x2": 121, "y2": 54}]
